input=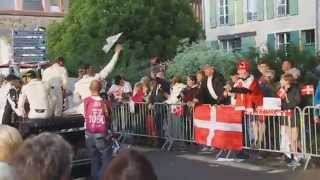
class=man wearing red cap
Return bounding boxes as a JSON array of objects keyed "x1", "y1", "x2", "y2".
[{"x1": 230, "y1": 60, "x2": 263, "y2": 110}]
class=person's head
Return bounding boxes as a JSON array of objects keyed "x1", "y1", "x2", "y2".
[
  {"x1": 282, "y1": 60, "x2": 293, "y2": 72},
  {"x1": 237, "y1": 60, "x2": 250, "y2": 78},
  {"x1": 24, "y1": 70, "x2": 37, "y2": 82},
  {"x1": 257, "y1": 60, "x2": 270, "y2": 74},
  {"x1": 11, "y1": 133, "x2": 73, "y2": 180},
  {"x1": 0, "y1": 125, "x2": 23, "y2": 162},
  {"x1": 171, "y1": 75, "x2": 182, "y2": 85},
  {"x1": 134, "y1": 82, "x2": 143, "y2": 92},
  {"x1": 90, "y1": 80, "x2": 102, "y2": 95},
  {"x1": 196, "y1": 70, "x2": 205, "y2": 83},
  {"x1": 102, "y1": 150, "x2": 157, "y2": 180},
  {"x1": 141, "y1": 76, "x2": 150, "y2": 86},
  {"x1": 262, "y1": 69, "x2": 275, "y2": 83},
  {"x1": 84, "y1": 64, "x2": 95, "y2": 77},
  {"x1": 155, "y1": 72, "x2": 165, "y2": 80},
  {"x1": 280, "y1": 73, "x2": 296, "y2": 87},
  {"x1": 114, "y1": 75, "x2": 124, "y2": 86},
  {"x1": 55, "y1": 57, "x2": 65, "y2": 66},
  {"x1": 5, "y1": 74, "x2": 19, "y2": 82},
  {"x1": 187, "y1": 75, "x2": 197, "y2": 87},
  {"x1": 202, "y1": 64, "x2": 215, "y2": 77}
]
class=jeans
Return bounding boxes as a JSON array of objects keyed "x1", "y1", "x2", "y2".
[{"x1": 85, "y1": 132, "x2": 113, "y2": 180}]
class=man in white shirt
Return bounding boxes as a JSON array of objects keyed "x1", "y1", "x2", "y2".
[
  {"x1": 73, "y1": 44, "x2": 123, "y2": 114},
  {"x1": 42, "y1": 57, "x2": 68, "y2": 117},
  {"x1": 17, "y1": 70, "x2": 52, "y2": 119}
]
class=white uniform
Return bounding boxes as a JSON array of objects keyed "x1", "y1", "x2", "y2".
[
  {"x1": 73, "y1": 51, "x2": 120, "y2": 114},
  {"x1": 18, "y1": 79, "x2": 51, "y2": 119},
  {"x1": 42, "y1": 63, "x2": 68, "y2": 117}
]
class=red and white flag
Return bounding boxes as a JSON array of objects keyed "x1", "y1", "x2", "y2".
[
  {"x1": 193, "y1": 105, "x2": 243, "y2": 151},
  {"x1": 277, "y1": 88, "x2": 287, "y2": 99},
  {"x1": 301, "y1": 85, "x2": 314, "y2": 96}
]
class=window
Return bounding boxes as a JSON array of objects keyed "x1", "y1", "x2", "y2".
[
  {"x1": 303, "y1": 30, "x2": 315, "y2": 45},
  {"x1": 219, "y1": 0, "x2": 229, "y2": 25},
  {"x1": 247, "y1": 0, "x2": 257, "y2": 21},
  {"x1": 0, "y1": 0, "x2": 15, "y2": 9},
  {"x1": 221, "y1": 38, "x2": 241, "y2": 52},
  {"x1": 23, "y1": 0, "x2": 43, "y2": 11},
  {"x1": 276, "y1": 32, "x2": 290, "y2": 50},
  {"x1": 277, "y1": 0, "x2": 288, "y2": 17},
  {"x1": 48, "y1": 0, "x2": 61, "y2": 12}
]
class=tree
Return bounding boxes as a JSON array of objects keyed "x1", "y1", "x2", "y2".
[{"x1": 48, "y1": 0, "x2": 201, "y2": 81}]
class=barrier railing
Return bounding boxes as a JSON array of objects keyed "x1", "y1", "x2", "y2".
[{"x1": 110, "y1": 102, "x2": 320, "y2": 169}]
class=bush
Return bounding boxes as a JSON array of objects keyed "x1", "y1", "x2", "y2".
[{"x1": 166, "y1": 41, "x2": 238, "y2": 79}]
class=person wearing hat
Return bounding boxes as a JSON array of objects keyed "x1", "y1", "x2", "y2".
[
  {"x1": 15, "y1": 70, "x2": 52, "y2": 119},
  {"x1": 227, "y1": 60, "x2": 263, "y2": 110},
  {"x1": 195, "y1": 64, "x2": 226, "y2": 105},
  {"x1": 42, "y1": 57, "x2": 68, "y2": 117}
]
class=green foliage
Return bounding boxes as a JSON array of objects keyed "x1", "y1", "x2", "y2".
[
  {"x1": 166, "y1": 41, "x2": 238, "y2": 79},
  {"x1": 243, "y1": 46, "x2": 320, "y2": 84},
  {"x1": 47, "y1": 0, "x2": 201, "y2": 82}
]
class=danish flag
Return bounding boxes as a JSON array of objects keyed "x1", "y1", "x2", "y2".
[
  {"x1": 193, "y1": 104, "x2": 243, "y2": 151},
  {"x1": 301, "y1": 85, "x2": 315, "y2": 96}
]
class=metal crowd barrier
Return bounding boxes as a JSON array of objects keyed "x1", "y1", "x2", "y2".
[{"x1": 110, "y1": 102, "x2": 320, "y2": 169}]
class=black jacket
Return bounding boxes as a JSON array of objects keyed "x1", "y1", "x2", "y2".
[
  {"x1": 281, "y1": 85, "x2": 301, "y2": 110},
  {"x1": 197, "y1": 72, "x2": 226, "y2": 105}
]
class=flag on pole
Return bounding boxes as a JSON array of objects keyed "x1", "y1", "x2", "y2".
[
  {"x1": 301, "y1": 85, "x2": 315, "y2": 96},
  {"x1": 102, "y1": 33, "x2": 123, "y2": 54},
  {"x1": 193, "y1": 105, "x2": 243, "y2": 151}
]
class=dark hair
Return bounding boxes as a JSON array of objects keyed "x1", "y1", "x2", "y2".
[
  {"x1": 102, "y1": 150, "x2": 157, "y2": 180},
  {"x1": 257, "y1": 59, "x2": 270, "y2": 66},
  {"x1": 187, "y1": 75, "x2": 197, "y2": 83},
  {"x1": 11, "y1": 133, "x2": 73, "y2": 180},
  {"x1": 114, "y1": 75, "x2": 123, "y2": 85},
  {"x1": 83, "y1": 64, "x2": 92, "y2": 71},
  {"x1": 282, "y1": 59, "x2": 294, "y2": 66},
  {"x1": 55, "y1": 57, "x2": 65, "y2": 63}
]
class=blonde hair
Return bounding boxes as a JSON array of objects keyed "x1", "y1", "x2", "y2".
[{"x1": 0, "y1": 125, "x2": 23, "y2": 161}]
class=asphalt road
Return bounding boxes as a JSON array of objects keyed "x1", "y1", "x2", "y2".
[{"x1": 135, "y1": 147, "x2": 320, "y2": 180}]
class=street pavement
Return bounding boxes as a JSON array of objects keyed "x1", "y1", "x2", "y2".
[{"x1": 131, "y1": 146, "x2": 320, "y2": 180}]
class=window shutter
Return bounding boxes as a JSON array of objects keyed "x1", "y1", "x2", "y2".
[
  {"x1": 257, "y1": 0, "x2": 265, "y2": 21},
  {"x1": 266, "y1": 0, "x2": 274, "y2": 19},
  {"x1": 235, "y1": 0, "x2": 244, "y2": 24},
  {"x1": 289, "y1": 31, "x2": 300, "y2": 48},
  {"x1": 228, "y1": 0, "x2": 235, "y2": 25},
  {"x1": 267, "y1": 33, "x2": 276, "y2": 51},
  {"x1": 209, "y1": 0, "x2": 217, "y2": 28},
  {"x1": 289, "y1": 0, "x2": 298, "y2": 15},
  {"x1": 241, "y1": 36, "x2": 256, "y2": 53}
]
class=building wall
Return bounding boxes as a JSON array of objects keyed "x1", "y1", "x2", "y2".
[
  {"x1": 203, "y1": 0, "x2": 316, "y2": 53},
  {"x1": 0, "y1": 0, "x2": 66, "y2": 65}
]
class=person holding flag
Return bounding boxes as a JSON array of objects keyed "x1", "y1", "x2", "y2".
[{"x1": 73, "y1": 43, "x2": 123, "y2": 114}]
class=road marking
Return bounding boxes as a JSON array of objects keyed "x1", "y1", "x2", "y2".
[{"x1": 177, "y1": 154, "x2": 287, "y2": 173}]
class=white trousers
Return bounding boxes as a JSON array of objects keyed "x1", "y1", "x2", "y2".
[
  {"x1": 28, "y1": 109, "x2": 51, "y2": 119},
  {"x1": 49, "y1": 87, "x2": 63, "y2": 117}
]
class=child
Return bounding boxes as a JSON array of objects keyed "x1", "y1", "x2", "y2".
[{"x1": 84, "y1": 80, "x2": 112, "y2": 180}]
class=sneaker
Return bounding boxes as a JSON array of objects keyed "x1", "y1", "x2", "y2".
[{"x1": 200, "y1": 147, "x2": 209, "y2": 152}]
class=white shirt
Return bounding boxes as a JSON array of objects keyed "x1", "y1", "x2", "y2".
[
  {"x1": 74, "y1": 51, "x2": 120, "y2": 102},
  {"x1": 18, "y1": 79, "x2": 50, "y2": 116},
  {"x1": 207, "y1": 76, "x2": 218, "y2": 100},
  {"x1": 42, "y1": 63, "x2": 68, "y2": 89},
  {"x1": 166, "y1": 83, "x2": 186, "y2": 104}
]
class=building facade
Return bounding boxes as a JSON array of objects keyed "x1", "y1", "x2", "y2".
[
  {"x1": 0, "y1": 0, "x2": 68, "y2": 65},
  {"x1": 203, "y1": 0, "x2": 319, "y2": 55}
]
